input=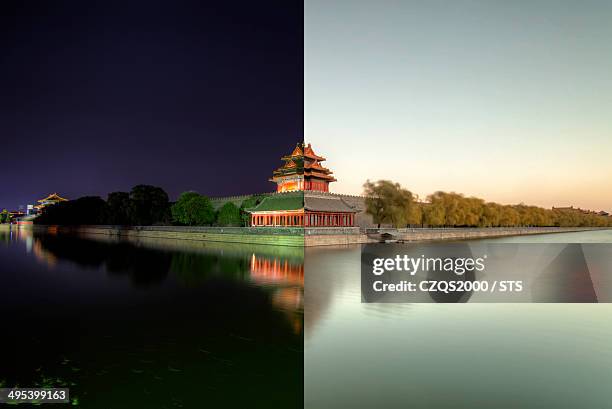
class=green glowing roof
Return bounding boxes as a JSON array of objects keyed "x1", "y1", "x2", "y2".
[{"x1": 246, "y1": 192, "x2": 304, "y2": 212}]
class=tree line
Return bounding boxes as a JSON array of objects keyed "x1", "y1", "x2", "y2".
[
  {"x1": 170, "y1": 191, "x2": 262, "y2": 227},
  {"x1": 364, "y1": 180, "x2": 612, "y2": 228},
  {"x1": 34, "y1": 185, "x2": 263, "y2": 227}
]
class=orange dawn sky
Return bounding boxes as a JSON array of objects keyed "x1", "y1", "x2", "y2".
[{"x1": 305, "y1": 0, "x2": 612, "y2": 212}]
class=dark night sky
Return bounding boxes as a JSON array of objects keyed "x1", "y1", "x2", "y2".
[{"x1": 1, "y1": 1, "x2": 303, "y2": 210}]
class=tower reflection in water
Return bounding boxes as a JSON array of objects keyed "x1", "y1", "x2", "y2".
[
  {"x1": 250, "y1": 253, "x2": 304, "y2": 334},
  {"x1": 0, "y1": 229, "x2": 303, "y2": 408},
  {"x1": 10, "y1": 228, "x2": 304, "y2": 334}
]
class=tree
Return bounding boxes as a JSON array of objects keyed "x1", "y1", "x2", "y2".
[
  {"x1": 0, "y1": 209, "x2": 8, "y2": 224},
  {"x1": 171, "y1": 191, "x2": 201, "y2": 225},
  {"x1": 171, "y1": 192, "x2": 214, "y2": 226},
  {"x1": 365, "y1": 178, "x2": 612, "y2": 228},
  {"x1": 464, "y1": 197, "x2": 484, "y2": 226},
  {"x1": 499, "y1": 206, "x2": 519, "y2": 227},
  {"x1": 481, "y1": 203, "x2": 501, "y2": 227},
  {"x1": 422, "y1": 201, "x2": 445, "y2": 227},
  {"x1": 129, "y1": 185, "x2": 170, "y2": 226},
  {"x1": 107, "y1": 192, "x2": 131, "y2": 225},
  {"x1": 407, "y1": 203, "x2": 423, "y2": 226},
  {"x1": 185, "y1": 195, "x2": 215, "y2": 226},
  {"x1": 217, "y1": 202, "x2": 241, "y2": 226},
  {"x1": 440, "y1": 192, "x2": 463, "y2": 226},
  {"x1": 240, "y1": 195, "x2": 264, "y2": 226},
  {"x1": 35, "y1": 196, "x2": 108, "y2": 225},
  {"x1": 363, "y1": 180, "x2": 415, "y2": 227}
]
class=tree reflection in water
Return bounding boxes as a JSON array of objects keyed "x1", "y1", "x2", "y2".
[{"x1": 0, "y1": 230, "x2": 303, "y2": 408}]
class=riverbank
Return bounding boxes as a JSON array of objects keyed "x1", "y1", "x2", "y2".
[
  {"x1": 33, "y1": 225, "x2": 306, "y2": 246},
  {"x1": 21, "y1": 225, "x2": 612, "y2": 247},
  {"x1": 371, "y1": 226, "x2": 608, "y2": 243},
  {"x1": 305, "y1": 226, "x2": 609, "y2": 245}
]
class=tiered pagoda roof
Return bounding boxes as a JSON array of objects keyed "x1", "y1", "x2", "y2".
[
  {"x1": 302, "y1": 144, "x2": 336, "y2": 183},
  {"x1": 270, "y1": 142, "x2": 337, "y2": 190},
  {"x1": 247, "y1": 143, "x2": 356, "y2": 227}
]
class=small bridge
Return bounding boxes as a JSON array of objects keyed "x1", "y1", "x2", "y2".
[{"x1": 364, "y1": 228, "x2": 401, "y2": 243}]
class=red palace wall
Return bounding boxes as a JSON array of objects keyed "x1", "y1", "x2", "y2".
[{"x1": 250, "y1": 211, "x2": 354, "y2": 227}]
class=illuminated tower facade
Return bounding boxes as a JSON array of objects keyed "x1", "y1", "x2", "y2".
[{"x1": 270, "y1": 142, "x2": 337, "y2": 192}]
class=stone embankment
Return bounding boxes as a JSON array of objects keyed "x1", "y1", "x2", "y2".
[
  {"x1": 372, "y1": 226, "x2": 602, "y2": 243},
  {"x1": 32, "y1": 225, "x2": 305, "y2": 247},
  {"x1": 23, "y1": 225, "x2": 609, "y2": 247}
]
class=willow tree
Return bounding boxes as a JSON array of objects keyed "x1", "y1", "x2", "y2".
[
  {"x1": 422, "y1": 201, "x2": 445, "y2": 227},
  {"x1": 407, "y1": 202, "x2": 423, "y2": 226},
  {"x1": 364, "y1": 178, "x2": 612, "y2": 228},
  {"x1": 363, "y1": 180, "x2": 416, "y2": 227},
  {"x1": 499, "y1": 206, "x2": 520, "y2": 227},
  {"x1": 481, "y1": 202, "x2": 502, "y2": 227}
]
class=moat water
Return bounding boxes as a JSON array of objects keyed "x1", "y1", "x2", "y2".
[
  {"x1": 2, "y1": 228, "x2": 612, "y2": 408},
  {"x1": 305, "y1": 229, "x2": 612, "y2": 409},
  {"x1": 0, "y1": 229, "x2": 303, "y2": 408}
]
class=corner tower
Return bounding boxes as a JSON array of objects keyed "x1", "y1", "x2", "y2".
[
  {"x1": 270, "y1": 142, "x2": 337, "y2": 192},
  {"x1": 248, "y1": 142, "x2": 356, "y2": 227}
]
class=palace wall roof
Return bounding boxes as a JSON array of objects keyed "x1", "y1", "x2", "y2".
[{"x1": 246, "y1": 191, "x2": 304, "y2": 212}]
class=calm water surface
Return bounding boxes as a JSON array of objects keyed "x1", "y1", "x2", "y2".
[
  {"x1": 0, "y1": 228, "x2": 303, "y2": 408},
  {"x1": 305, "y1": 230, "x2": 612, "y2": 409},
  {"x1": 4, "y1": 228, "x2": 612, "y2": 408}
]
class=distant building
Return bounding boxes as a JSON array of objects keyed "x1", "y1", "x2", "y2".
[
  {"x1": 553, "y1": 206, "x2": 591, "y2": 214},
  {"x1": 553, "y1": 206, "x2": 610, "y2": 217},
  {"x1": 34, "y1": 193, "x2": 68, "y2": 213},
  {"x1": 552, "y1": 206, "x2": 574, "y2": 211},
  {"x1": 9, "y1": 210, "x2": 25, "y2": 220}
]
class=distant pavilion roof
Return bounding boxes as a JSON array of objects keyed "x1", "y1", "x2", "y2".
[{"x1": 37, "y1": 193, "x2": 68, "y2": 203}]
